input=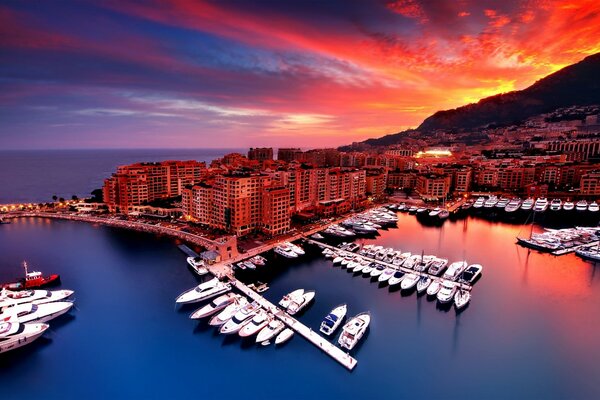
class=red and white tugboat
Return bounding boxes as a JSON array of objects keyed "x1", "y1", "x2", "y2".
[{"x1": 1, "y1": 261, "x2": 60, "y2": 290}]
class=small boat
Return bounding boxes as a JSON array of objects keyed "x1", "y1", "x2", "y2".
[
  {"x1": 0, "y1": 321, "x2": 49, "y2": 354},
  {"x1": 287, "y1": 291, "x2": 315, "y2": 315},
  {"x1": 361, "y1": 264, "x2": 374, "y2": 275},
  {"x1": 378, "y1": 268, "x2": 395, "y2": 283},
  {"x1": 187, "y1": 257, "x2": 209, "y2": 276},
  {"x1": 0, "y1": 301, "x2": 73, "y2": 323},
  {"x1": 239, "y1": 310, "x2": 270, "y2": 338},
  {"x1": 549, "y1": 199, "x2": 562, "y2": 211},
  {"x1": 400, "y1": 273, "x2": 419, "y2": 290},
  {"x1": 275, "y1": 328, "x2": 294, "y2": 345},
  {"x1": 274, "y1": 244, "x2": 298, "y2": 258},
  {"x1": 521, "y1": 198, "x2": 534, "y2": 211},
  {"x1": 369, "y1": 265, "x2": 385, "y2": 278},
  {"x1": 533, "y1": 197, "x2": 549, "y2": 212},
  {"x1": 428, "y1": 208, "x2": 441, "y2": 217},
  {"x1": 459, "y1": 264, "x2": 483, "y2": 284},
  {"x1": 1, "y1": 262, "x2": 60, "y2": 290},
  {"x1": 416, "y1": 276, "x2": 432, "y2": 293},
  {"x1": 563, "y1": 201, "x2": 575, "y2": 211},
  {"x1": 175, "y1": 277, "x2": 231, "y2": 304},
  {"x1": 285, "y1": 242, "x2": 305, "y2": 255},
  {"x1": 438, "y1": 210, "x2": 450, "y2": 220},
  {"x1": 209, "y1": 297, "x2": 249, "y2": 326},
  {"x1": 219, "y1": 301, "x2": 260, "y2": 335},
  {"x1": 338, "y1": 312, "x2": 370, "y2": 351},
  {"x1": 387, "y1": 271, "x2": 405, "y2": 286},
  {"x1": 256, "y1": 319, "x2": 285, "y2": 343},
  {"x1": 576, "y1": 246, "x2": 600, "y2": 262},
  {"x1": 454, "y1": 289, "x2": 471, "y2": 309},
  {"x1": 442, "y1": 261, "x2": 468, "y2": 281},
  {"x1": 427, "y1": 258, "x2": 448, "y2": 276},
  {"x1": 311, "y1": 233, "x2": 325, "y2": 240},
  {"x1": 576, "y1": 200, "x2": 588, "y2": 211},
  {"x1": 426, "y1": 280, "x2": 441, "y2": 297},
  {"x1": 279, "y1": 289, "x2": 304, "y2": 309},
  {"x1": 190, "y1": 293, "x2": 238, "y2": 319},
  {"x1": 589, "y1": 202, "x2": 599, "y2": 212},
  {"x1": 319, "y1": 304, "x2": 347, "y2": 336},
  {"x1": 0, "y1": 218, "x2": 11, "y2": 225},
  {"x1": 437, "y1": 281, "x2": 457, "y2": 304},
  {"x1": 249, "y1": 255, "x2": 267, "y2": 266}
]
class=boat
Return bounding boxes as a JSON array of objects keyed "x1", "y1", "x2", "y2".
[
  {"x1": 459, "y1": 264, "x2": 483, "y2": 284},
  {"x1": 175, "y1": 277, "x2": 231, "y2": 304},
  {"x1": 426, "y1": 280, "x2": 441, "y2": 297},
  {"x1": 400, "y1": 273, "x2": 419, "y2": 290},
  {"x1": 378, "y1": 268, "x2": 395, "y2": 283},
  {"x1": 209, "y1": 297, "x2": 249, "y2": 326},
  {"x1": 576, "y1": 200, "x2": 588, "y2": 211},
  {"x1": 495, "y1": 198, "x2": 510, "y2": 209},
  {"x1": 505, "y1": 198, "x2": 522, "y2": 213},
  {"x1": 274, "y1": 244, "x2": 298, "y2": 258},
  {"x1": 549, "y1": 199, "x2": 562, "y2": 211},
  {"x1": 483, "y1": 196, "x2": 498, "y2": 208},
  {"x1": 0, "y1": 289, "x2": 74, "y2": 311},
  {"x1": 319, "y1": 304, "x2": 347, "y2": 336},
  {"x1": 275, "y1": 328, "x2": 294, "y2": 345},
  {"x1": 311, "y1": 233, "x2": 324, "y2": 240},
  {"x1": 0, "y1": 301, "x2": 73, "y2": 323},
  {"x1": 287, "y1": 291, "x2": 315, "y2": 315},
  {"x1": 1, "y1": 261, "x2": 60, "y2": 290},
  {"x1": 454, "y1": 289, "x2": 471, "y2": 309},
  {"x1": 285, "y1": 242, "x2": 305, "y2": 255},
  {"x1": 402, "y1": 254, "x2": 421, "y2": 269},
  {"x1": 0, "y1": 218, "x2": 11, "y2": 225},
  {"x1": 361, "y1": 263, "x2": 374, "y2": 275},
  {"x1": 416, "y1": 276, "x2": 432, "y2": 293},
  {"x1": 190, "y1": 293, "x2": 238, "y2": 319},
  {"x1": 279, "y1": 289, "x2": 304, "y2": 309},
  {"x1": 369, "y1": 265, "x2": 385, "y2": 278},
  {"x1": 442, "y1": 261, "x2": 468, "y2": 281},
  {"x1": 219, "y1": 301, "x2": 261, "y2": 334},
  {"x1": 520, "y1": 198, "x2": 534, "y2": 211},
  {"x1": 438, "y1": 210, "x2": 450, "y2": 220},
  {"x1": 472, "y1": 197, "x2": 485, "y2": 209},
  {"x1": 338, "y1": 312, "x2": 370, "y2": 351},
  {"x1": 576, "y1": 246, "x2": 600, "y2": 262},
  {"x1": 437, "y1": 281, "x2": 457, "y2": 304},
  {"x1": 533, "y1": 197, "x2": 549, "y2": 212},
  {"x1": 256, "y1": 319, "x2": 285, "y2": 343},
  {"x1": 427, "y1": 258, "x2": 448, "y2": 276},
  {"x1": 387, "y1": 271, "x2": 405, "y2": 286},
  {"x1": 589, "y1": 202, "x2": 599, "y2": 212},
  {"x1": 428, "y1": 208, "x2": 441, "y2": 217},
  {"x1": 239, "y1": 310, "x2": 270, "y2": 338},
  {"x1": 563, "y1": 201, "x2": 575, "y2": 211},
  {"x1": 187, "y1": 257, "x2": 209, "y2": 276},
  {"x1": 0, "y1": 321, "x2": 49, "y2": 354},
  {"x1": 249, "y1": 255, "x2": 267, "y2": 266}
]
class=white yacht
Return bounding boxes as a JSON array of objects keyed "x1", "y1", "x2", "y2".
[
  {"x1": 369, "y1": 265, "x2": 385, "y2": 278},
  {"x1": 472, "y1": 197, "x2": 485, "y2": 208},
  {"x1": 387, "y1": 271, "x2": 405, "y2": 286},
  {"x1": 400, "y1": 273, "x2": 419, "y2": 290},
  {"x1": 0, "y1": 321, "x2": 49, "y2": 354},
  {"x1": 459, "y1": 264, "x2": 483, "y2": 284},
  {"x1": 0, "y1": 289, "x2": 74, "y2": 309},
  {"x1": 319, "y1": 304, "x2": 347, "y2": 336},
  {"x1": 274, "y1": 244, "x2": 298, "y2": 258},
  {"x1": 442, "y1": 261, "x2": 468, "y2": 281},
  {"x1": 186, "y1": 257, "x2": 209, "y2": 276},
  {"x1": 454, "y1": 289, "x2": 471, "y2": 310},
  {"x1": 287, "y1": 291, "x2": 315, "y2": 315},
  {"x1": 338, "y1": 312, "x2": 370, "y2": 351},
  {"x1": 549, "y1": 199, "x2": 562, "y2": 211},
  {"x1": 279, "y1": 289, "x2": 304, "y2": 309},
  {"x1": 505, "y1": 198, "x2": 522, "y2": 213},
  {"x1": 427, "y1": 258, "x2": 448, "y2": 276},
  {"x1": 361, "y1": 263, "x2": 374, "y2": 275},
  {"x1": 239, "y1": 310, "x2": 270, "y2": 338},
  {"x1": 275, "y1": 328, "x2": 294, "y2": 345},
  {"x1": 220, "y1": 302, "x2": 260, "y2": 335},
  {"x1": 175, "y1": 278, "x2": 231, "y2": 304},
  {"x1": 428, "y1": 208, "x2": 441, "y2": 217},
  {"x1": 563, "y1": 201, "x2": 575, "y2": 211},
  {"x1": 256, "y1": 319, "x2": 285, "y2": 344},
  {"x1": 285, "y1": 242, "x2": 305, "y2": 256},
  {"x1": 483, "y1": 196, "x2": 498, "y2": 208},
  {"x1": 495, "y1": 198, "x2": 510, "y2": 209},
  {"x1": 0, "y1": 301, "x2": 73, "y2": 324},
  {"x1": 520, "y1": 198, "x2": 534, "y2": 211},
  {"x1": 378, "y1": 268, "x2": 395, "y2": 283},
  {"x1": 576, "y1": 200, "x2": 588, "y2": 211},
  {"x1": 588, "y1": 201, "x2": 599, "y2": 212},
  {"x1": 249, "y1": 255, "x2": 267, "y2": 266},
  {"x1": 190, "y1": 293, "x2": 238, "y2": 319},
  {"x1": 437, "y1": 281, "x2": 457, "y2": 304},
  {"x1": 426, "y1": 280, "x2": 442, "y2": 297},
  {"x1": 416, "y1": 276, "x2": 432, "y2": 293},
  {"x1": 533, "y1": 197, "x2": 549, "y2": 212},
  {"x1": 402, "y1": 254, "x2": 421, "y2": 270},
  {"x1": 209, "y1": 297, "x2": 249, "y2": 326},
  {"x1": 311, "y1": 233, "x2": 325, "y2": 240}
]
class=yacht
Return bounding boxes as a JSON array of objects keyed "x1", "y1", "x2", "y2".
[
  {"x1": 361, "y1": 263, "x2": 374, "y2": 275},
  {"x1": 319, "y1": 304, "x2": 347, "y2": 336},
  {"x1": 338, "y1": 312, "x2": 370, "y2": 351},
  {"x1": 589, "y1": 201, "x2": 599, "y2": 212},
  {"x1": 402, "y1": 255, "x2": 421, "y2": 270},
  {"x1": 454, "y1": 289, "x2": 471, "y2": 310},
  {"x1": 416, "y1": 276, "x2": 432, "y2": 293},
  {"x1": 0, "y1": 321, "x2": 49, "y2": 354},
  {"x1": 311, "y1": 233, "x2": 325, "y2": 240},
  {"x1": 285, "y1": 242, "x2": 305, "y2": 256},
  {"x1": 0, "y1": 301, "x2": 73, "y2": 324},
  {"x1": 576, "y1": 246, "x2": 600, "y2": 262},
  {"x1": 563, "y1": 201, "x2": 575, "y2": 211},
  {"x1": 576, "y1": 200, "x2": 588, "y2": 211},
  {"x1": 443, "y1": 261, "x2": 468, "y2": 281},
  {"x1": 428, "y1": 208, "x2": 441, "y2": 217},
  {"x1": 427, "y1": 258, "x2": 448, "y2": 276},
  {"x1": 275, "y1": 328, "x2": 294, "y2": 345},
  {"x1": 287, "y1": 291, "x2": 315, "y2": 315},
  {"x1": 414, "y1": 255, "x2": 434, "y2": 272},
  {"x1": 219, "y1": 301, "x2": 260, "y2": 334},
  {"x1": 190, "y1": 293, "x2": 238, "y2": 319},
  {"x1": 400, "y1": 273, "x2": 419, "y2": 290},
  {"x1": 378, "y1": 268, "x2": 395, "y2": 283},
  {"x1": 472, "y1": 197, "x2": 485, "y2": 209},
  {"x1": 520, "y1": 198, "x2": 534, "y2": 211},
  {"x1": 437, "y1": 281, "x2": 457, "y2": 304},
  {"x1": 483, "y1": 196, "x2": 498, "y2": 208},
  {"x1": 369, "y1": 265, "x2": 385, "y2": 278},
  {"x1": 249, "y1": 255, "x2": 267, "y2": 266},
  {"x1": 438, "y1": 210, "x2": 450, "y2": 220},
  {"x1": 352, "y1": 261, "x2": 367, "y2": 274},
  {"x1": 256, "y1": 319, "x2": 285, "y2": 344},
  {"x1": 274, "y1": 244, "x2": 298, "y2": 258},
  {"x1": 209, "y1": 297, "x2": 249, "y2": 326},
  {"x1": 533, "y1": 197, "x2": 549, "y2": 212},
  {"x1": 426, "y1": 280, "x2": 442, "y2": 297},
  {"x1": 504, "y1": 198, "x2": 522, "y2": 213},
  {"x1": 279, "y1": 289, "x2": 304, "y2": 309},
  {"x1": 0, "y1": 289, "x2": 74, "y2": 311},
  {"x1": 387, "y1": 271, "x2": 405, "y2": 286},
  {"x1": 239, "y1": 310, "x2": 270, "y2": 338},
  {"x1": 459, "y1": 264, "x2": 483, "y2": 284},
  {"x1": 186, "y1": 257, "x2": 209, "y2": 276},
  {"x1": 495, "y1": 198, "x2": 510, "y2": 209},
  {"x1": 408, "y1": 206, "x2": 419, "y2": 213},
  {"x1": 549, "y1": 199, "x2": 562, "y2": 211},
  {"x1": 175, "y1": 277, "x2": 231, "y2": 304}
]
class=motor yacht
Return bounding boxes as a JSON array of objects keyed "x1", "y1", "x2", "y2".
[
  {"x1": 505, "y1": 198, "x2": 522, "y2": 213},
  {"x1": 442, "y1": 261, "x2": 468, "y2": 281},
  {"x1": 402, "y1": 254, "x2": 421, "y2": 270},
  {"x1": 438, "y1": 210, "x2": 450, "y2": 220},
  {"x1": 576, "y1": 247, "x2": 600, "y2": 262},
  {"x1": 472, "y1": 197, "x2": 485, "y2": 208},
  {"x1": 370, "y1": 265, "x2": 385, "y2": 278},
  {"x1": 459, "y1": 264, "x2": 483, "y2": 284},
  {"x1": 428, "y1": 208, "x2": 441, "y2": 217},
  {"x1": 319, "y1": 304, "x2": 347, "y2": 336},
  {"x1": 249, "y1": 255, "x2": 267, "y2": 266},
  {"x1": 563, "y1": 201, "x2": 575, "y2": 211},
  {"x1": 416, "y1": 276, "x2": 432, "y2": 293},
  {"x1": 426, "y1": 280, "x2": 442, "y2": 297},
  {"x1": 454, "y1": 289, "x2": 471, "y2": 310},
  {"x1": 274, "y1": 244, "x2": 298, "y2": 258},
  {"x1": 209, "y1": 297, "x2": 249, "y2": 326},
  {"x1": 338, "y1": 312, "x2": 370, "y2": 351},
  {"x1": 0, "y1": 301, "x2": 73, "y2": 324},
  {"x1": 549, "y1": 199, "x2": 562, "y2": 211},
  {"x1": 190, "y1": 293, "x2": 238, "y2": 319},
  {"x1": 576, "y1": 200, "x2": 588, "y2": 211},
  {"x1": 361, "y1": 263, "x2": 374, "y2": 275},
  {"x1": 187, "y1": 257, "x2": 209, "y2": 276},
  {"x1": 483, "y1": 196, "x2": 498, "y2": 208},
  {"x1": 495, "y1": 198, "x2": 510, "y2": 209},
  {"x1": 239, "y1": 310, "x2": 270, "y2": 338},
  {"x1": 520, "y1": 198, "x2": 534, "y2": 211},
  {"x1": 175, "y1": 277, "x2": 231, "y2": 305},
  {"x1": 437, "y1": 281, "x2": 457, "y2": 304},
  {"x1": 287, "y1": 291, "x2": 315, "y2": 315},
  {"x1": 387, "y1": 271, "x2": 405, "y2": 286},
  {"x1": 400, "y1": 273, "x2": 419, "y2": 290},
  {"x1": 427, "y1": 258, "x2": 448, "y2": 276},
  {"x1": 256, "y1": 319, "x2": 285, "y2": 344},
  {"x1": 219, "y1": 301, "x2": 260, "y2": 335},
  {"x1": 414, "y1": 255, "x2": 434, "y2": 272},
  {"x1": 352, "y1": 261, "x2": 366, "y2": 274},
  {"x1": 1, "y1": 289, "x2": 74, "y2": 312},
  {"x1": 0, "y1": 321, "x2": 49, "y2": 354},
  {"x1": 279, "y1": 289, "x2": 304, "y2": 309},
  {"x1": 275, "y1": 328, "x2": 294, "y2": 345},
  {"x1": 311, "y1": 233, "x2": 325, "y2": 240},
  {"x1": 589, "y1": 201, "x2": 599, "y2": 212},
  {"x1": 285, "y1": 242, "x2": 305, "y2": 255},
  {"x1": 533, "y1": 197, "x2": 549, "y2": 212},
  {"x1": 378, "y1": 268, "x2": 395, "y2": 283}
]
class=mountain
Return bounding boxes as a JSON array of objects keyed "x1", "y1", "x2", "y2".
[{"x1": 341, "y1": 53, "x2": 600, "y2": 149}]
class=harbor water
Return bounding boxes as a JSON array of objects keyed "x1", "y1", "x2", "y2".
[{"x1": 2, "y1": 214, "x2": 600, "y2": 399}]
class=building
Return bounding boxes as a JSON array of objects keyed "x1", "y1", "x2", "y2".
[
  {"x1": 386, "y1": 171, "x2": 417, "y2": 189},
  {"x1": 365, "y1": 170, "x2": 387, "y2": 200},
  {"x1": 248, "y1": 147, "x2": 273, "y2": 162},
  {"x1": 580, "y1": 172, "x2": 600, "y2": 196},
  {"x1": 546, "y1": 139, "x2": 600, "y2": 161},
  {"x1": 452, "y1": 168, "x2": 472, "y2": 193},
  {"x1": 415, "y1": 173, "x2": 451, "y2": 201},
  {"x1": 277, "y1": 148, "x2": 302, "y2": 162},
  {"x1": 262, "y1": 185, "x2": 291, "y2": 236}
]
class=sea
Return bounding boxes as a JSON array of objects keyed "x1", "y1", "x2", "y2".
[{"x1": 1, "y1": 150, "x2": 600, "y2": 399}]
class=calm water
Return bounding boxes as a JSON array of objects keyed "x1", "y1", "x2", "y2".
[
  {"x1": 0, "y1": 149, "x2": 243, "y2": 204},
  {"x1": 1, "y1": 214, "x2": 600, "y2": 399}
]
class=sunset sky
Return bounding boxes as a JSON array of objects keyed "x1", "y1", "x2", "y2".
[{"x1": 1, "y1": 0, "x2": 600, "y2": 149}]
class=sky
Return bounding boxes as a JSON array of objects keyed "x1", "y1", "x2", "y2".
[{"x1": 1, "y1": 0, "x2": 600, "y2": 149}]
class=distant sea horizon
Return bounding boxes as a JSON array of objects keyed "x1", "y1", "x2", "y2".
[{"x1": 0, "y1": 148, "x2": 248, "y2": 204}]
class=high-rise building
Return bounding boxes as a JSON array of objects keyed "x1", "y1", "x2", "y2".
[
  {"x1": 415, "y1": 173, "x2": 451, "y2": 201},
  {"x1": 248, "y1": 147, "x2": 274, "y2": 162},
  {"x1": 277, "y1": 148, "x2": 302, "y2": 162}
]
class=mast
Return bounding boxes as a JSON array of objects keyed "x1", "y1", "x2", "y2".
[{"x1": 23, "y1": 261, "x2": 28, "y2": 277}]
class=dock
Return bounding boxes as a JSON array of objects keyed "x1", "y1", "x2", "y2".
[{"x1": 178, "y1": 244, "x2": 199, "y2": 258}]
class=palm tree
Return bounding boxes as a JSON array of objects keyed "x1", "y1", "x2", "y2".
[{"x1": 52, "y1": 195, "x2": 58, "y2": 202}]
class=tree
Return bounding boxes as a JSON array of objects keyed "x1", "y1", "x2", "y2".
[
  {"x1": 52, "y1": 195, "x2": 58, "y2": 202},
  {"x1": 59, "y1": 197, "x2": 65, "y2": 203},
  {"x1": 71, "y1": 195, "x2": 79, "y2": 201}
]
